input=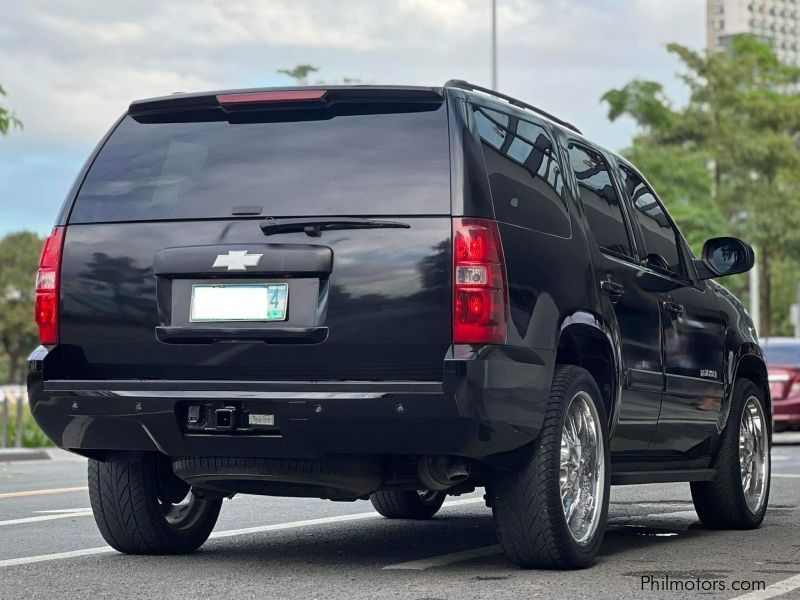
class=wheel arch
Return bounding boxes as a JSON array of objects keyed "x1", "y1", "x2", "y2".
[
  {"x1": 555, "y1": 312, "x2": 620, "y2": 429},
  {"x1": 730, "y1": 350, "x2": 771, "y2": 426}
]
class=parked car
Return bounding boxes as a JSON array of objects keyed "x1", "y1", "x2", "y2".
[
  {"x1": 28, "y1": 80, "x2": 771, "y2": 569},
  {"x1": 762, "y1": 337, "x2": 800, "y2": 431}
]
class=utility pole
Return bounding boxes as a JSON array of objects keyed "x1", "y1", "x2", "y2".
[
  {"x1": 793, "y1": 282, "x2": 800, "y2": 338},
  {"x1": 491, "y1": 0, "x2": 497, "y2": 89},
  {"x1": 749, "y1": 246, "x2": 760, "y2": 338}
]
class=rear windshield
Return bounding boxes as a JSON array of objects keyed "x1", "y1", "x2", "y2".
[
  {"x1": 69, "y1": 103, "x2": 450, "y2": 223},
  {"x1": 764, "y1": 342, "x2": 800, "y2": 366}
]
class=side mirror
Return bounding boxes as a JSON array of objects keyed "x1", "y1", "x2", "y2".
[{"x1": 695, "y1": 237, "x2": 755, "y2": 280}]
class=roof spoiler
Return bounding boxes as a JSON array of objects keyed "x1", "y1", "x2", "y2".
[{"x1": 129, "y1": 86, "x2": 444, "y2": 117}]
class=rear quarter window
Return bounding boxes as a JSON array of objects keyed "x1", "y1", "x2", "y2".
[
  {"x1": 472, "y1": 105, "x2": 570, "y2": 238},
  {"x1": 69, "y1": 103, "x2": 451, "y2": 223}
]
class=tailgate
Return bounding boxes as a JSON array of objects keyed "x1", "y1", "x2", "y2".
[{"x1": 55, "y1": 219, "x2": 451, "y2": 381}]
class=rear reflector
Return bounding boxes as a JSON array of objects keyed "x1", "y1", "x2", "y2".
[
  {"x1": 35, "y1": 227, "x2": 65, "y2": 345},
  {"x1": 452, "y1": 218, "x2": 508, "y2": 344},
  {"x1": 216, "y1": 90, "x2": 327, "y2": 105}
]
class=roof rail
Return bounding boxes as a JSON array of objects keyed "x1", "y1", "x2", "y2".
[{"x1": 444, "y1": 79, "x2": 582, "y2": 135}]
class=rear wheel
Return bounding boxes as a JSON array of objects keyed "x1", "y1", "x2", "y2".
[
  {"x1": 691, "y1": 379, "x2": 770, "y2": 529},
  {"x1": 88, "y1": 452, "x2": 222, "y2": 554},
  {"x1": 489, "y1": 365, "x2": 610, "y2": 569},
  {"x1": 370, "y1": 489, "x2": 446, "y2": 519}
]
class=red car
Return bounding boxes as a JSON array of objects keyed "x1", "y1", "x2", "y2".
[{"x1": 764, "y1": 337, "x2": 800, "y2": 431}]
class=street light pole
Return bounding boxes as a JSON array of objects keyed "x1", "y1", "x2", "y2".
[
  {"x1": 491, "y1": 0, "x2": 497, "y2": 89},
  {"x1": 750, "y1": 246, "x2": 760, "y2": 338}
]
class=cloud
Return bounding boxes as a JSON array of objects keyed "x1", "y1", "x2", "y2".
[
  {"x1": 0, "y1": 0, "x2": 705, "y2": 234},
  {"x1": 37, "y1": 13, "x2": 146, "y2": 45}
]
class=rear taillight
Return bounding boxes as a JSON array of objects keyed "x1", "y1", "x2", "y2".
[
  {"x1": 452, "y1": 218, "x2": 508, "y2": 344},
  {"x1": 790, "y1": 374, "x2": 800, "y2": 395},
  {"x1": 35, "y1": 227, "x2": 65, "y2": 345}
]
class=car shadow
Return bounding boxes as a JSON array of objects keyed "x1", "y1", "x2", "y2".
[{"x1": 140, "y1": 505, "x2": 736, "y2": 572}]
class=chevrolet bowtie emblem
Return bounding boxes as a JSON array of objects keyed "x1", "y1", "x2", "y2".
[{"x1": 212, "y1": 250, "x2": 263, "y2": 271}]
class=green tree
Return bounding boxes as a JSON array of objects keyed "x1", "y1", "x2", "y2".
[
  {"x1": 602, "y1": 35, "x2": 800, "y2": 335},
  {"x1": 0, "y1": 85, "x2": 22, "y2": 135},
  {"x1": 0, "y1": 232, "x2": 43, "y2": 383},
  {"x1": 277, "y1": 65, "x2": 364, "y2": 86},
  {"x1": 277, "y1": 64, "x2": 319, "y2": 85}
]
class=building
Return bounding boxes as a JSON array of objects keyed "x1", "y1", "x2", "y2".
[{"x1": 707, "y1": 0, "x2": 800, "y2": 65}]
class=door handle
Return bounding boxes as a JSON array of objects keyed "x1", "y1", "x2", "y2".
[
  {"x1": 663, "y1": 300, "x2": 684, "y2": 317},
  {"x1": 600, "y1": 280, "x2": 626, "y2": 302}
]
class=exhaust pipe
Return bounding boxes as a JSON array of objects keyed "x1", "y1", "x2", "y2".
[{"x1": 417, "y1": 455, "x2": 469, "y2": 490}]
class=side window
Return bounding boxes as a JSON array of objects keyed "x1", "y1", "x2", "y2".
[
  {"x1": 567, "y1": 144, "x2": 633, "y2": 257},
  {"x1": 472, "y1": 106, "x2": 570, "y2": 238},
  {"x1": 619, "y1": 167, "x2": 686, "y2": 278}
]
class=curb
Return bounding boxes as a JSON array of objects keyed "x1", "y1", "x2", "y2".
[{"x1": 0, "y1": 448, "x2": 51, "y2": 463}]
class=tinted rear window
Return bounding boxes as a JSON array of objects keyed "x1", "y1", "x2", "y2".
[
  {"x1": 70, "y1": 104, "x2": 450, "y2": 223},
  {"x1": 472, "y1": 105, "x2": 570, "y2": 238}
]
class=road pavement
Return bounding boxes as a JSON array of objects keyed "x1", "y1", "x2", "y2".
[{"x1": 0, "y1": 434, "x2": 799, "y2": 600}]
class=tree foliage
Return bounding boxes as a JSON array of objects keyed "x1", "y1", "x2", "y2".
[
  {"x1": 277, "y1": 64, "x2": 319, "y2": 85},
  {"x1": 277, "y1": 65, "x2": 364, "y2": 86},
  {"x1": 602, "y1": 36, "x2": 800, "y2": 335},
  {"x1": 0, "y1": 232, "x2": 43, "y2": 383},
  {"x1": 0, "y1": 85, "x2": 22, "y2": 135}
]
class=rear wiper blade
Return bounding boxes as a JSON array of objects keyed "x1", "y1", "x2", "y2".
[{"x1": 259, "y1": 217, "x2": 410, "y2": 237}]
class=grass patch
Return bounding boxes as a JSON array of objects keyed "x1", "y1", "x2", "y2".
[{"x1": 1, "y1": 400, "x2": 54, "y2": 448}]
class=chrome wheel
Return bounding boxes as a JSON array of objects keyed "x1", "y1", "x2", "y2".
[
  {"x1": 739, "y1": 396, "x2": 769, "y2": 513},
  {"x1": 560, "y1": 391, "x2": 605, "y2": 545}
]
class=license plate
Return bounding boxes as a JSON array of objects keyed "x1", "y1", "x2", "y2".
[{"x1": 190, "y1": 284, "x2": 288, "y2": 322}]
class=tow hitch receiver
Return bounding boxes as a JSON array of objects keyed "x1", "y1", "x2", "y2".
[{"x1": 182, "y1": 401, "x2": 278, "y2": 434}]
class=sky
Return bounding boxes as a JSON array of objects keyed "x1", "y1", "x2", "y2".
[{"x1": 0, "y1": 0, "x2": 705, "y2": 236}]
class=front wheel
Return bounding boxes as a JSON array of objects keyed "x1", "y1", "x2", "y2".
[
  {"x1": 88, "y1": 452, "x2": 222, "y2": 554},
  {"x1": 489, "y1": 365, "x2": 610, "y2": 569},
  {"x1": 691, "y1": 379, "x2": 771, "y2": 529}
]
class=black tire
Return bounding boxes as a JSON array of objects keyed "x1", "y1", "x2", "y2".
[
  {"x1": 370, "y1": 490, "x2": 446, "y2": 519},
  {"x1": 88, "y1": 452, "x2": 222, "y2": 554},
  {"x1": 489, "y1": 365, "x2": 610, "y2": 569},
  {"x1": 691, "y1": 378, "x2": 771, "y2": 529}
]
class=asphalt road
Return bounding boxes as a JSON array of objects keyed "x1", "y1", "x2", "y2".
[{"x1": 1, "y1": 435, "x2": 799, "y2": 600}]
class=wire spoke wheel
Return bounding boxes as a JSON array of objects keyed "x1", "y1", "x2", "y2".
[{"x1": 559, "y1": 390, "x2": 605, "y2": 545}]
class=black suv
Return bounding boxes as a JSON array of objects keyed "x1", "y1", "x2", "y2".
[{"x1": 28, "y1": 81, "x2": 771, "y2": 569}]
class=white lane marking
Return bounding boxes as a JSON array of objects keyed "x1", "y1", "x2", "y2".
[
  {"x1": 0, "y1": 497, "x2": 485, "y2": 569},
  {"x1": 0, "y1": 509, "x2": 93, "y2": 527},
  {"x1": 730, "y1": 573, "x2": 800, "y2": 600},
  {"x1": 384, "y1": 545, "x2": 502, "y2": 570},
  {"x1": 772, "y1": 474, "x2": 800, "y2": 478},
  {"x1": 0, "y1": 487, "x2": 88, "y2": 500},
  {"x1": 0, "y1": 547, "x2": 113, "y2": 568}
]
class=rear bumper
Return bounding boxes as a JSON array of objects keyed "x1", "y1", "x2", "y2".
[{"x1": 28, "y1": 345, "x2": 554, "y2": 461}]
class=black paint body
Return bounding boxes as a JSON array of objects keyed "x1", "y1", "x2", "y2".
[{"x1": 28, "y1": 85, "x2": 769, "y2": 486}]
